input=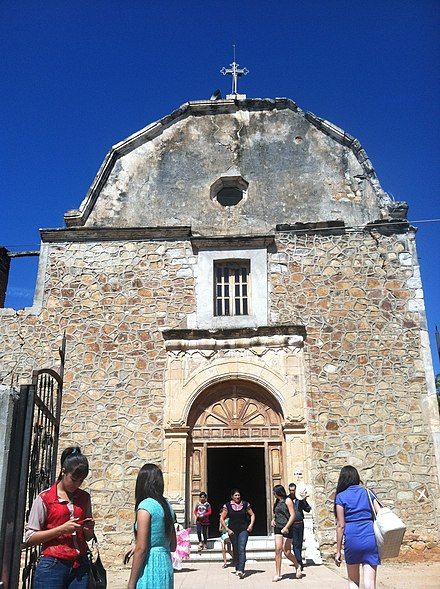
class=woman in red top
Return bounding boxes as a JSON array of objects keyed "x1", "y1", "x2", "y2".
[{"x1": 25, "y1": 446, "x2": 94, "y2": 589}]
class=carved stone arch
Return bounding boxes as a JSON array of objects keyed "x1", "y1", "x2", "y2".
[
  {"x1": 188, "y1": 379, "x2": 283, "y2": 441},
  {"x1": 163, "y1": 353, "x2": 308, "y2": 534},
  {"x1": 174, "y1": 357, "x2": 293, "y2": 428},
  {"x1": 185, "y1": 378, "x2": 287, "y2": 535}
]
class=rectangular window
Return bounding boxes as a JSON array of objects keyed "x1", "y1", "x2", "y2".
[{"x1": 214, "y1": 260, "x2": 250, "y2": 317}]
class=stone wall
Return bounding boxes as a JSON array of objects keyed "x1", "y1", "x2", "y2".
[
  {"x1": 269, "y1": 229, "x2": 440, "y2": 560},
  {"x1": 0, "y1": 230, "x2": 438, "y2": 561},
  {"x1": 0, "y1": 239, "x2": 196, "y2": 555}
]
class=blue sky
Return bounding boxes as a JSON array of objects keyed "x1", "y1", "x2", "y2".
[{"x1": 1, "y1": 1, "x2": 439, "y2": 373}]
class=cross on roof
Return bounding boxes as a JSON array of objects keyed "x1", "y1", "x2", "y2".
[{"x1": 221, "y1": 46, "x2": 249, "y2": 96}]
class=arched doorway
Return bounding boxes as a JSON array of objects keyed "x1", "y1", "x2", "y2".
[{"x1": 187, "y1": 379, "x2": 284, "y2": 535}]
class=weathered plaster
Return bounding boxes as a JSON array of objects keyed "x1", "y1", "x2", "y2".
[{"x1": 66, "y1": 99, "x2": 394, "y2": 233}]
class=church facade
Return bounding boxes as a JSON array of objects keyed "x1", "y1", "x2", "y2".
[{"x1": 1, "y1": 97, "x2": 439, "y2": 560}]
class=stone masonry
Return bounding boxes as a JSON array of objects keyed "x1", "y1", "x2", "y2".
[
  {"x1": 0, "y1": 98, "x2": 439, "y2": 562},
  {"x1": 270, "y1": 229, "x2": 439, "y2": 558},
  {"x1": 0, "y1": 229, "x2": 438, "y2": 560}
]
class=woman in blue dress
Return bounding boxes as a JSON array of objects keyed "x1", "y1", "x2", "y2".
[
  {"x1": 127, "y1": 464, "x2": 177, "y2": 589},
  {"x1": 334, "y1": 465, "x2": 381, "y2": 589}
]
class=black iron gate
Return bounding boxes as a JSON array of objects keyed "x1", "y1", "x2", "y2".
[{"x1": 0, "y1": 337, "x2": 65, "y2": 589}]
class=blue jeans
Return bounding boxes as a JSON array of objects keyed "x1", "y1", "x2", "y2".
[
  {"x1": 231, "y1": 530, "x2": 249, "y2": 573},
  {"x1": 33, "y1": 556, "x2": 89, "y2": 589},
  {"x1": 196, "y1": 522, "x2": 209, "y2": 544},
  {"x1": 292, "y1": 522, "x2": 305, "y2": 566}
]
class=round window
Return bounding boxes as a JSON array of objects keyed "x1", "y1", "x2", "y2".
[{"x1": 216, "y1": 186, "x2": 243, "y2": 207}]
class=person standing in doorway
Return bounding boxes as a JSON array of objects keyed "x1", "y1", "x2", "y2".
[
  {"x1": 193, "y1": 492, "x2": 212, "y2": 550},
  {"x1": 284, "y1": 482, "x2": 311, "y2": 572},
  {"x1": 220, "y1": 488, "x2": 255, "y2": 579},
  {"x1": 24, "y1": 446, "x2": 94, "y2": 589}
]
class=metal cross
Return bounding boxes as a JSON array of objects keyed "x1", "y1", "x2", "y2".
[{"x1": 221, "y1": 46, "x2": 249, "y2": 95}]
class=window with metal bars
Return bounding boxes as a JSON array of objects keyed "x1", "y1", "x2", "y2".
[{"x1": 214, "y1": 260, "x2": 250, "y2": 317}]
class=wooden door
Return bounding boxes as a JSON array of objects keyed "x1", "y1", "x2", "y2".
[
  {"x1": 188, "y1": 441, "x2": 207, "y2": 526},
  {"x1": 187, "y1": 380, "x2": 285, "y2": 531},
  {"x1": 266, "y1": 441, "x2": 284, "y2": 530}
]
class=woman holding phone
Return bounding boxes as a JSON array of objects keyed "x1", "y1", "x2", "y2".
[{"x1": 25, "y1": 446, "x2": 94, "y2": 589}]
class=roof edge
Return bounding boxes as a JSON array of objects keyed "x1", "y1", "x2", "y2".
[
  {"x1": 40, "y1": 226, "x2": 192, "y2": 242},
  {"x1": 64, "y1": 97, "x2": 393, "y2": 228}
]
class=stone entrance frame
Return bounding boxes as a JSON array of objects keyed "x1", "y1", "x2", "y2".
[{"x1": 161, "y1": 329, "x2": 309, "y2": 525}]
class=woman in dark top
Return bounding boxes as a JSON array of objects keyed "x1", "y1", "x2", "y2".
[
  {"x1": 220, "y1": 488, "x2": 255, "y2": 579},
  {"x1": 334, "y1": 465, "x2": 381, "y2": 589},
  {"x1": 271, "y1": 485, "x2": 301, "y2": 581}
]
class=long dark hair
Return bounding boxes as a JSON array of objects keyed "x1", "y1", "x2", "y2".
[
  {"x1": 57, "y1": 446, "x2": 89, "y2": 482},
  {"x1": 273, "y1": 484, "x2": 287, "y2": 512},
  {"x1": 135, "y1": 463, "x2": 173, "y2": 539},
  {"x1": 334, "y1": 465, "x2": 361, "y2": 515}
]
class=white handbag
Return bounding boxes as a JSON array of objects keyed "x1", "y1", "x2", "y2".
[{"x1": 366, "y1": 488, "x2": 406, "y2": 559}]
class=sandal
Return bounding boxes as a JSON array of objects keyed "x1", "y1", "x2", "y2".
[
  {"x1": 272, "y1": 575, "x2": 282, "y2": 582},
  {"x1": 295, "y1": 568, "x2": 303, "y2": 579},
  {"x1": 222, "y1": 563, "x2": 228, "y2": 568}
]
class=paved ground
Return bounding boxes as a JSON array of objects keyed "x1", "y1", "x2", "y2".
[{"x1": 108, "y1": 560, "x2": 440, "y2": 588}]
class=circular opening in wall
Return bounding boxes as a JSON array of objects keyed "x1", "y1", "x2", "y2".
[
  {"x1": 210, "y1": 175, "x2": 249, "y2": 208},
  {"x1": 217, "y1": 186, "x2": 243, "y2": 206}
]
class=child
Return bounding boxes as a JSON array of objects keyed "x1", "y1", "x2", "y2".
[
  {"x1": 193, "y1": 492, "x2": 212, "y2": 550},
  {"x1": 219, "y1": 513, "x2": 233, "y2": 568},
  {"x1": 171, "y1": 523, "x2": 191, "y2": 571}
]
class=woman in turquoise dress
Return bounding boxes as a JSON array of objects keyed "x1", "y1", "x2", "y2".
[{"x1": 127, "y1": 464, "x2": 177, "y2": 589}]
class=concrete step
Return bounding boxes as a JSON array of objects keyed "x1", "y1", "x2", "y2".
[
  {"x1": 188, "y1": 535, "x2": 296, "y2": 562},
  {"x1": 185, "y1": 516, "x2": 322, "y2": 564}
]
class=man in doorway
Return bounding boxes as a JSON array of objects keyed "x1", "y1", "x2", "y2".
[{"x1": 284, "y1": 482, "x2": 311, "y2": 571}]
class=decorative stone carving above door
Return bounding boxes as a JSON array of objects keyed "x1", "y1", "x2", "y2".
[{"x1": 188, "y1": 381, "x2": 283, "y2": 441}]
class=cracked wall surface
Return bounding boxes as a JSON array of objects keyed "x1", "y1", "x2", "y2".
[{"x1": 84, "y1": 108, "x2": 383, "y2": 233}]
